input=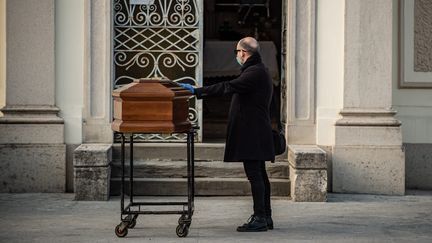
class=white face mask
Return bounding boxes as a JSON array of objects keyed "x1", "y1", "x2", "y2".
[{"x1": 236, "y1": 56, "x2": 243, "y2": 66}]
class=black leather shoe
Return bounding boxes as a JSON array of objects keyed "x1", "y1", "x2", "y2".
[
  {"x1": 266, "y1": 216, "x2": 274, "y2": 230},
  {"x1": 236, "y1": 215, "x2": 268, "y2": 232}
]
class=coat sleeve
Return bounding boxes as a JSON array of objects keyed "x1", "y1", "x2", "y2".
[{"x1": 195, "y1": 68, "x2": 257, "y2": 99}]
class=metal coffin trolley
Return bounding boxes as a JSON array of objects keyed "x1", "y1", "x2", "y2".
[{"x1": 111, "y1": 78, "x2": 196, "y2": 238}]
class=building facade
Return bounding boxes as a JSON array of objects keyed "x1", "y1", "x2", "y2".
[{"x1": 0, "y1": 0, "x2": 431, "y2": 197}]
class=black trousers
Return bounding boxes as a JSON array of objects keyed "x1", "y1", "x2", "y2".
[{"x1": 243, "y1": 160, "x2": 271, "y2": 218}]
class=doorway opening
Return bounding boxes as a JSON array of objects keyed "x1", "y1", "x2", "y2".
[{"x1": 202, "y1": 0, "x2": 283, "y2": 142}]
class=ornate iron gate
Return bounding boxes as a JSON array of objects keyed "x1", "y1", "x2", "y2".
[{"x1": 113, "y1": 0, "x2": 203, "y2": 142}]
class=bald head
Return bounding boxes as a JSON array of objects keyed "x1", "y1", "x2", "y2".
[{"x1": 238, "y1": 37, "x2": 260, "y2": 54}]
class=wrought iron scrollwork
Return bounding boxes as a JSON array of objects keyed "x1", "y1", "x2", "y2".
[{"x1": 113, "y1": 0, "x2": 201, "y2": 142}]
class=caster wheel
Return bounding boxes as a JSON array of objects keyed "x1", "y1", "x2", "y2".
[
  {"x1": 127, "y1": 219, "x2": 136, "y2": 229},
  {"x1": 115, "y1": 224, "x2": 128, "y2": 237},
  {"x1": 176, "y1": 224, "x2": 189, "y2": 237}
]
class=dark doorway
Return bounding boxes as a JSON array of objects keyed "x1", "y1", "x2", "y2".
[{"x1": 202, "y1": 0, "x2": 283, "y2": 142}]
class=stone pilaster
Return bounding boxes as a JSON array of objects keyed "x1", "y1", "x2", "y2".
[
  {"x1": 332, "y1": 0, "x2": 405, "y2": 195},
  {"x1": 82, "y1": 0, "x2": 113, "y2": 144},
  {"x1": 0, "y1": 0, "x2": 4, "y2": 111},
  {"x1": 285, "y1": 0, "x2": 317, "y2": 145},
  {"x1": 0, "y1": 0, "x2": 65, "y2": 192}
]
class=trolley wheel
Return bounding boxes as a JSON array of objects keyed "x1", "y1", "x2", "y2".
[
  {"x1": 176, "y1": 224, "x2": 189, "y2": 237},
  {"x1": 115, "y1": 224, "x2": 128, "y2": 238},
  {"x1": 127, "y1": 219, "x2": 137, "y2": 229}
]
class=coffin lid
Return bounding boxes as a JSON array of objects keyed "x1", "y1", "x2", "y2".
[{"x1": 112, "y1": 78, "x2": 192, "y2": 98}]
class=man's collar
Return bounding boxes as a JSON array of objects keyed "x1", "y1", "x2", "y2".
[{"x1": 241, "y1": 53, "x2": 262, "y2": 71}]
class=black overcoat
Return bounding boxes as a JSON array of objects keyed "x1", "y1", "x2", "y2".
[{"x1": 195, "y1": 54, "x2": 275, "y2": 162}]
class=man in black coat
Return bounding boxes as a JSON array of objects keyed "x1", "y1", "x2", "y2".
[{"x1": 180, "y1": 37, "x2": 275, "y2": 232}]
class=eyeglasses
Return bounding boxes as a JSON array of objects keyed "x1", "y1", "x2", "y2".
[{"x1": 234, "y1": 49, "x2": 248, "y2": 54}]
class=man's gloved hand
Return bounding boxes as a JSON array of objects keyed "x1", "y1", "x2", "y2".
[{"x1": 179, "y1": 83, "x2": 195, "y2": 94}]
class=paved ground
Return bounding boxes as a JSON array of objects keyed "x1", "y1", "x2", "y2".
[{"x1": 0, "y1": 191, "x2": 431, "y2": 243}]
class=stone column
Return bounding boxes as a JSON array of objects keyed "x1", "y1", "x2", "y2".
[
  {"x1": 332, "y1": 0, "x2": 405, "y2": 195},
  {"x1": 73, "y1": 0, "x2": 113, "y2": 200},
  {"x1": 0, "y1": 0, "x2": 66, "y2": 192}
]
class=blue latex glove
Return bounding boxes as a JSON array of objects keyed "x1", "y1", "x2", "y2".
[{"x1": 179, "y1": 83, "x2": 195, "y2": 94}]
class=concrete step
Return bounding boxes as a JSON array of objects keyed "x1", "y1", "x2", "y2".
[
  {"x1": 110, "y1": 177, "x2": 290, "y2": 196},
  {"x1": 111, "y1": 160, "x2": 289, "y2": 179},
  {"x1": 112, "y1": 143, "x2": 288, "y2": 162},
  {"x1": 110, "y1": 143, "x2": 289, "y2": 196}
]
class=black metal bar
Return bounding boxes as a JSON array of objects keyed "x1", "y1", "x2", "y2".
[
  {"x1": 123, "y1": 211, "x2": 185, "y2": 215},
  {"x1": 215, "y1": 3, "x2": 267, "y2": 7},
  {"x1": 130, "y1": 202, "x2": 189, "y2": 206},
  {"x1": 120, "y1": 133, "x2": 125, "y2": 216},
  {"x1": 191, "y1": 129, "x2": 195, "y2": 210},
  {"x1": 186, "y1": 131, "x2": 191, "y2": 217},
  {"x1": 123, "y1": 204, "x2": 132, "y2": 212},
  {"x1": 129, "y1": 134, "x2": 134, "y2": 204},
  {"x1": 189, "y1": 129, "x2": 195, "y2": 217}
]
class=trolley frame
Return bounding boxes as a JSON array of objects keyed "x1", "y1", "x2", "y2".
[{"x1": 114, "y1": 127, "x2": 197, "y2": 238}]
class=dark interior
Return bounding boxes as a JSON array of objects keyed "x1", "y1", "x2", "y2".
[{"x1": 203, "y1": 0, "x2": 282, "y2": 142}]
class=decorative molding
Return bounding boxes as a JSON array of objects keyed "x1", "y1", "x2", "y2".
[
  {"x1": 0, "y1": 105, "x2": 63, "y2": 124},
  {"x1": 336, "y1": 108, "x2": 401, "y2": 127}
]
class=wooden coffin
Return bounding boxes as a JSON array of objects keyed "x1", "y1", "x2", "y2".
[{"x1": 112, "y1": 78, "x2": 193, "y2": 133}]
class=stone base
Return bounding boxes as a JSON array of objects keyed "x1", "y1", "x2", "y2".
[
  {"x1": 0, "y1": 144, "x2": 66, "y2": 192},
  {"x1": 73, "y1": 144, "x2": 112, "y2": 201},
  {"x1": 74, "y1": 167, "x2": 111, "y2": 201},
  {"x1": 290, "y1": 169, "x2": 327, "y2": 202},
  {"x1": 333, "y1": 146, "x2": 405, "y2": 195},
  {"x1": 0, "y1": 124, "x2": 64, "y2": 143},
  {"x1": 288, "y1": 145, "x2": 327, "y2": 202}
]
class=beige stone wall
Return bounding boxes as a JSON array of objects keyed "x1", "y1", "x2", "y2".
[{"x1": 0, "y1": 0, "x2": 5, "y2": 114}]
